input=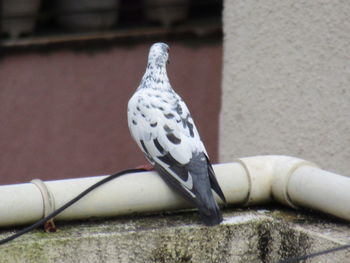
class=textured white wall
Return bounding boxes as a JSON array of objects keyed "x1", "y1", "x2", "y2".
[{"x1": 220, "y1": 1, "x2": 350, "y2": 175}]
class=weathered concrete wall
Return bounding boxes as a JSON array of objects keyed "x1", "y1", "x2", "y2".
[
  {"x1": 220, "y1": 1, "x2": 350, "y2": 175},
  {"x1": 1, "y1": 208, "x2": 349, "y2": 262}
]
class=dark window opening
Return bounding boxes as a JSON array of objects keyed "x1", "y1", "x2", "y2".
[{"x1": 0, "y1": 0, "x2": 223, "y2": 47}]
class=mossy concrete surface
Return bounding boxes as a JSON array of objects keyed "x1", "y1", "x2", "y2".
[{"x1": 0, "y1": 207, "x2": 349, "y2": 262}]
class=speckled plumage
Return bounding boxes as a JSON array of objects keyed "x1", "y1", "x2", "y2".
[{"x1": 127, "y1": 43, "x2": 226, "y2": 225}]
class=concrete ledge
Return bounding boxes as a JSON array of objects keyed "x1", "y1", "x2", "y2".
[{"x1": 1, "y1": 207, "x2": 349, "y2": 262}]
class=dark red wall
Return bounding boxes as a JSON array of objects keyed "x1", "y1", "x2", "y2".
[{"x1": 0, "y1": 40, "x2": 222, "y2": 184}]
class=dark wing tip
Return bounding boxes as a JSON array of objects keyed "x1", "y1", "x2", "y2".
[{"x1": 205, "y1": 155, "x2": 227, "y2": 203}]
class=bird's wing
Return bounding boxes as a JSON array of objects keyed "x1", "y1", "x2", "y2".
[
  {"x1": 128, "y1": 89, "x2": 220, "y2": 201},
  {"x1": 205, "y1": 155, "x2": 226, "y2": 203}
]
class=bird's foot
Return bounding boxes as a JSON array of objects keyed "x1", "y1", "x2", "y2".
[{"x1": 136, "y1": 163, "x2": 154, "y2": 171}]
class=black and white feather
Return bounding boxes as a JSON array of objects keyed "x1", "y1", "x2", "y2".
[{"x1": 127, "y1": 42, "x2": 226, "y2": 225}]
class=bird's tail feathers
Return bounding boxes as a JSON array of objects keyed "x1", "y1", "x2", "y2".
[{"x1": 197, "y1": 194, "x2": 223, "y2": 226}]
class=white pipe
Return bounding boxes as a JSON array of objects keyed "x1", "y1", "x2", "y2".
[
  {"x1": 0, "y1": 155, "x2": 349, "y2": 227},
  {"x1": 288, "y1": 166, "x2": 350, "y2": 220},
  {"x1": 0, "y1": 162, "x2": 248, "y2": 226}
]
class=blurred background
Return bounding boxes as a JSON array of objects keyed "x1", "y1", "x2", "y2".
[
  {"x1": 0, "y1": 0, "x2": 223, "y2": 184},
  {"x1": 2, "y1": 1, "x2": 349, "y2": 185}
]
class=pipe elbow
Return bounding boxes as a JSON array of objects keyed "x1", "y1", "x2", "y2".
[{"x1": 234, "y1": 155, "x2": 318, "y2": 208}]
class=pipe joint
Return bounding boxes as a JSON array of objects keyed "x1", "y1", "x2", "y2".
[
  {"x1": 235, "y1": 157, "x2": 274, "y2": 206},
  {"x1": 31, "y1": 179, "x2": 57, "y2": 231},
  {"x1": 270, "y1": 157, "x2": 318, "y2": 209}
]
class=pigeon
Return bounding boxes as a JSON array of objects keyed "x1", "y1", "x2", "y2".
[{"x1": 127, "y1": 42, "x2": 226, "y2": 226}]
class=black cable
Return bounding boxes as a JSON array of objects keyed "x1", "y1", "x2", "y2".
[
  {"x1": 278, "y1": 243, "x2": 350, "y2": 263},
  {"x1": 0, "y1": 168, "x2": 146, "y2": 245}
]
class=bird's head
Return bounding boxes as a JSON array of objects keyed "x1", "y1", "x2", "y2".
[{"x1": 148, "y1": 42, "x2": 170, "y2": 68}]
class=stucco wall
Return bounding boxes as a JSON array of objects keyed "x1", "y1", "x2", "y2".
[{"x1": 220, "y1": 1, "x2": 350, "y2": 175}]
